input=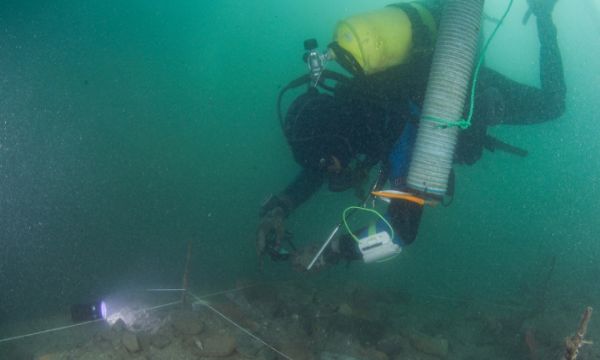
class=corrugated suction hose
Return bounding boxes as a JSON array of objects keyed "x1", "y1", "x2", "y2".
[{"x1": 406, "y1": 0, "x2": 484, "y2": 197}]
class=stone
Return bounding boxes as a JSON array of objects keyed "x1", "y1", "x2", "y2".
[
  {"x1": 35, "y1": 354, "x2": 63, "y2": 360},
  {"x1": 376, "y1": 334, "x2": 410, "y2": 356},
  {"x1": 196, "y1": 334, "x2": 236, "y2": 357},
  {"x1": 358, "y1": 348, "x2": 388, "y2": 360},
  {"x1": 236, "y1": 336, "x2": 263, "y2": 358},
  {"x1": 319, "y1": 352, "x2": 363, "y2": 360},
  {"x1": 137, "y1": 333, "x2": 152, "y2": 352},
  {"x1": 393, "y1": 350, "x2": 440, "y2": 360},
  {"x1": 338, "y1": 303, "x2": 353, "y2": 317},
  {"x1": 98, "y1": 328, "x2": 120, "y2": 344},
  {"x1": 279, "y1": 340, "x2": 316, "y2": 360},
  {"x1": 409, "y1": 332, "x2": 448, "y2": 358},
  {"x1": 98, "y1": 321, "x2": 127, "y2": 347},
  {"x1": 122, "y1": 331, "x2": 141, "y2": 353},
  {"x1": 111, "y1": 318, "x2": 127, "y2": 332},
  {"x1": 150, "y1": 331, "x2": 172, "y2": 349},
  {"x1": 172, "y1": 313, "x2": 204, "y2": 336}
]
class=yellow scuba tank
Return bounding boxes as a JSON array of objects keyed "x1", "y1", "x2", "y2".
[{"x1": 331, "y1": 2, "x2": 438, "y2": 76}]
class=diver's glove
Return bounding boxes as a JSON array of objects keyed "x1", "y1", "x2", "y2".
[
  {"x1": 256, "y1": 206, "x2": 292, "y2": 263},
  {"x1": 257, "y1": 193, "x2": 295, "y2": 264}
]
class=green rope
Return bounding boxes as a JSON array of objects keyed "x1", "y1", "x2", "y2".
[
  {"x1": 342, "y1": 206, "x2": 400, "y2": 263},
  {"x1": 342, "y1": 206, "x2": 394, "y2": 243},
  {"x1": 423, "y1": 0, "x2": 515, "y2": 130}
]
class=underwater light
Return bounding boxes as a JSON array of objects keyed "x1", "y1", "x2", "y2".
[{"x1": 70, "y1": 301, "x2": 107, "y2": 322}]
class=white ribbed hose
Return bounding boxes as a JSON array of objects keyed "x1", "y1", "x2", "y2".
[{"x1": 407, "y1": 0, "x2": 484, "y2": 197}]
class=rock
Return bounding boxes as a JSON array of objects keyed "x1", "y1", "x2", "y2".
[
  {"x1": 236, "y1": 335, "x2": 263, "y2": 358},
  {"x1": 338, "y1": 303, "x2": 353, "y2": 317},
  {"x1": 211, "y1": 302, "x2": 260, "y2": 332},
  {"x1": 172, "y1": 312, "x2": 204, "y2": 335},
  {"x1": 409, "y1": 332, "x2": 448, "y2": 358},
  {"x1": 111, "y1": 318, "x2": 127, "y2": 332},
  {"x1": 98, "y1": 327, "x2": 120, "y2": 345},
  {"x1": 319, "y1": 352, "x2": 363, "y2": 360},
  {"x1": 196, "y1": 334, "x2": 236, "y2": 357},
  {"x1": 97, "y1": 321, "x2": 127, "y2": 347},
  {"x1": 35, "y1": 354, "x2": 63, "y2": 360},
  {"x1": 257, "y1": 346, "x2": 283, "y2": 360},
  {"x1": 279, "y1": 340, "x2": 316, "y2": 360},
  {"x1": 150, "y1": 331, "x2": 172, "y2": 349},
  {"x1": 137, "y1": 333, "x2": 152, "y2": 352},
  {"x1": 122, "y1": 331, "x2": 141, "y2": 353},
  {"x1": 333, "y1": 316, "x2": 385, "y2": 346},
  {"x1": 376, "y1": 334, "x2": 410, "y2": 356},
  {"x1": 393, "y1": 349, "x2": 440, "y2": 360},
  {"x1": 358, "y1": 348, "x2": 388, "y2": 360}
]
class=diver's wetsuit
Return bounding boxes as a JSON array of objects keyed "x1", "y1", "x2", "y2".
[
  {"x1": 456, "y1": 13, "x2": 566, "y2": 165},
  {"x1": 268, "y1": 11, "x2": 565, "y2": 258}
]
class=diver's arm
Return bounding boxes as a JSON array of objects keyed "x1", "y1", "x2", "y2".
[
  {"x1": 281, "y1": 168, "x2": 324, "y2": 214},
  {"x1": 261, "y1": 169, "x2": 324, "y2": 217},
  {"x1": 257, "y1": 169, "x2": 323, "y2": 262},
  {"x1": 478, "y1": 11, "x2": 565, "y2": 125}
]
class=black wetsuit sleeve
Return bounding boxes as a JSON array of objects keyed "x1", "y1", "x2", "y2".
[
  {"x1": 279, "y1": 168, "x2": 324, "y2": 215},
  {"x1": 477, "y1": 13, "x2": 566, "y2": 125},
  {"x1": 456, "y1": 13, "x2": 565, "y2": 165}
]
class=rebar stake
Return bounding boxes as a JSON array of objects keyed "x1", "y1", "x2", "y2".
[
  {"x1": 563, "y1": 306, "x2": 593, "y2": 360},
  {"x1": 181, "y1": 240, "x2": 193, "y2": 306}
]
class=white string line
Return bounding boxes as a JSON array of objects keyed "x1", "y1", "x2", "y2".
[
  {"x1": 146, "y1": 280, "x2": 278, "y2": 297},
  {"x1": 192, "y1": 283, "x2": 265, "y2": 299},
  {"x1": 189, "y1": 293, "x2": 294, "y2": 360},
  {"x1": 133, "y1": 300, "x2": 182, "y2": 313},
  {"x1": 146, "y1": 288, "x2": 186, "y2": 292},
  {"x1": 3, "y1": 279, "x2": 526, "y2": 354},
  {"x1": 145, "y1": 281, "x2": 282, "y2": 299},
  {"x1": 0, "y1": 281, "x2": 279, "y2": 345},
  {"x1": 0, "y1": 319, "x2": 103, "y2": 344},
  {"x1": 0, "y1": 301, "x2": 182, "y2": 344}
]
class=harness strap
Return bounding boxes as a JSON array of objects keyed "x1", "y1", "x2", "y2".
[{"x1": 387, "y1": 3, "x2": 434, "y2": 59}]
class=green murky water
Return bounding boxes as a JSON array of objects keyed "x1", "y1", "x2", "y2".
[{"x1": 1, "y1": 0, "x2": 599, "y2": 357}]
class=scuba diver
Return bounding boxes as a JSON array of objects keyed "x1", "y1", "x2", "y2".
[{"x1": 257, "y1": 0, "x2": 565, "y2": 270}]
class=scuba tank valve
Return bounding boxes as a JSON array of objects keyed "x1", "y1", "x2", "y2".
[{"x1": 303, "y1": 38, "x2": 331, "y2": 88}]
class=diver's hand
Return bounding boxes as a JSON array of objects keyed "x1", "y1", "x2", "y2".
[{"x1": 256, "y1": 207, "x2": 287, "y2": 261}]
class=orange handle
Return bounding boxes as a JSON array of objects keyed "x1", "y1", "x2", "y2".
[{"x1": 371, "y1": 191, "x2": 427, "y2": 206}]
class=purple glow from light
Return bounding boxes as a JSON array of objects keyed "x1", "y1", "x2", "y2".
[{"x1": 100, "y1": 301, "x2": 107, "y2": 319}]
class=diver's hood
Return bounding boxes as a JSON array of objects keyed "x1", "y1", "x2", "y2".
[{"x1": 284, "y1": 91, "x2": 353, "y2": 170}]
